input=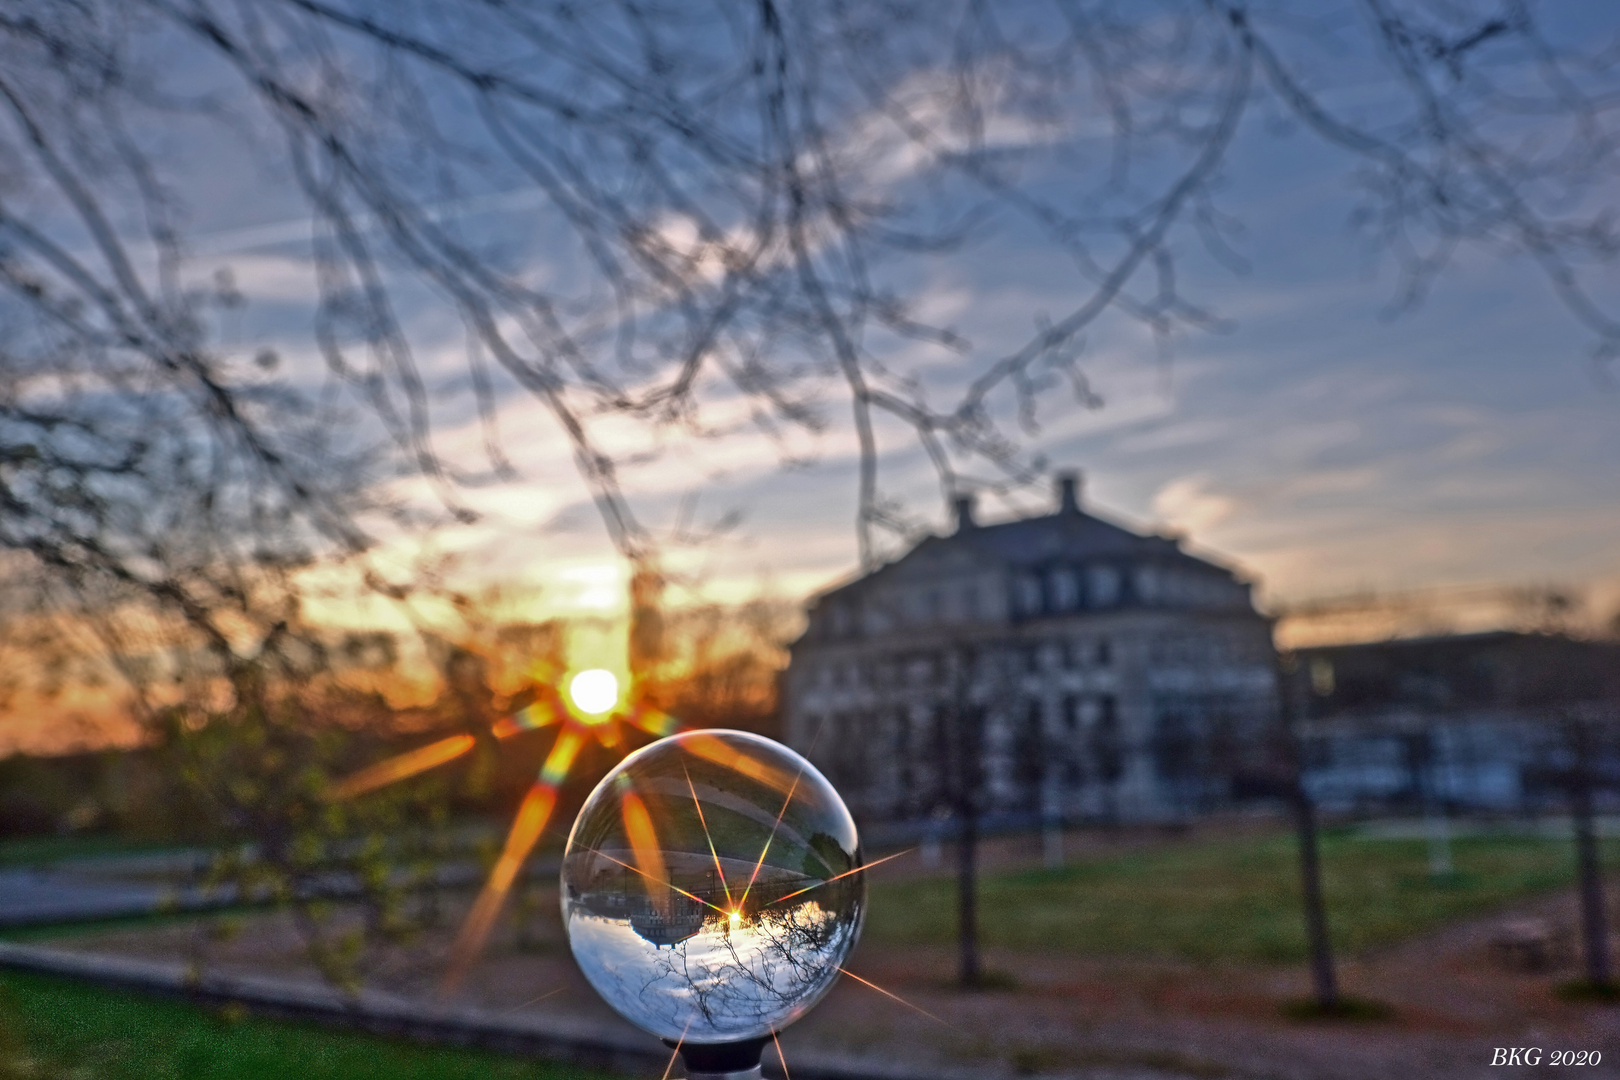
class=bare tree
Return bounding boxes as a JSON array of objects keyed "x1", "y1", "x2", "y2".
[
  {"x1": 4, "y1": 0, "x2": 1619, "y2": 594},
  {"x1": 4, "y1": 2, "x2": 1620, "y2": 998}
]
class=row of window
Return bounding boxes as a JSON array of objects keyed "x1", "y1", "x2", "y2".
[
  {"x1": 818, "y1": 562, "x2": 1248, "y2": 639},
  {"x1": 801, "y1": 636, "x2": 1116, "y2": 690},
  {"x1": 1012, "y1": 563, "x2": 1245, "y2": 619},
  {"x1": 1146, "y1": 632, "x2": 1267, "y2": 668}
]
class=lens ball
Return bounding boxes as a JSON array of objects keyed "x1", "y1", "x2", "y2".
[{"x1": 561, "y1": 729, "x2": 864, "y2": 1043}]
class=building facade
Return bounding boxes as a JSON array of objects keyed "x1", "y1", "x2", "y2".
[
  {"x1": 1292, "y1": 632, "x2": 1620, "y2": 814},
  {"x1": 782, "y1": 474, "x2": 1278, "y2": 825}
]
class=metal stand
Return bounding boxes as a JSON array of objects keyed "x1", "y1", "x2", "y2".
[{"x1": 666, "y1": 1036, "x2": 767, "y2": 1080}]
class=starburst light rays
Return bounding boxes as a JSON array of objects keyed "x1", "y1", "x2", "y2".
[
  {"x1": 327, "y1": 733, "x2": 478, "y2": 800},
  {"x1": 586, "y1": 849, "x2": 730, "y2": 916},
  {"x1": 738, "y1": 767, "x2": 802, "y2": 910},
  {"x1": 330, "y1": 695, "x2": 567, "y2": 802},
  {"x1": 443, "y1": 723, "x2": 586, "y2": 991},
  {"x1": 659, "y1": 1019, "x2": 692, "y2": 1080},
  {"x1": 619, "y1": 789, "x2": 671, "y2": 917},
  {"x1": 685, "y1": 765, "x2": 734, "y2": 909},
  {"x1": 622, "y1": 702, "x2": 680, "y2": 738},
  {"x1": 490, "y1": 698, "x2": 562, "y2": 739},
  {"x1": 767, "y1": 848, "x2": 912, "y2": 906},
  {"x1": 772, "y1": 1030, "x2": 792, "y2": 1080},
  {"x1": 835, "y1": 966, "x2": 944, "y2": 1023},
  {"x1": 682, "y1": 732, "x2": 795, "y2": 793},
  {"x1": 443, "y1": 779, "x2": 558, "y2": 991}
]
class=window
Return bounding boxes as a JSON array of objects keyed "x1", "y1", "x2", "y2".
[
  {"x1": 1097, "y1": 637, "x2": 1112, "y2": 666},
  {"x1": 959, "y1": 584, "x2": 980, "y2": 621},
  {"x1": 1311, "y1": 657, "x2": 1335, "y2": 697},
  {"x1": 1050, "y1": 567, "x2": 1079, "y2": 610},
  {"x1": 1087, "y1": 565, "x2": 1120, "y2": 607},
  {"x1": 1134, "y1": 565, "x2": 1160, "y2": 604},
  {"x1": 1014, "y1": 574, "x2": 1043, "y2": 616}
]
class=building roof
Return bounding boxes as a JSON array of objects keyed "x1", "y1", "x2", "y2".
[{"x1": 814, "y1": 474, "x2": 1244, "y2": 605}]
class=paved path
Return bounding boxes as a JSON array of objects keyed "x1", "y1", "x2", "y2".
[
  {"x1": 0, "y1": 854, "x2": 558, "y2": 930},
  {"x1": 0, "y1": 867, "x2": 220, "y2": 927}
]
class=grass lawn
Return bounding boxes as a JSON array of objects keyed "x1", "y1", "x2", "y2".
[
  {"x1": 0, "y1": 834, "x2": 187, "y2": 869},
  {"x1": 0, "y1": 970, "x2": 626, "y2": 1080},
  {"x1": 864, "y1": 828, "x2": 1619, "y2": 964}
]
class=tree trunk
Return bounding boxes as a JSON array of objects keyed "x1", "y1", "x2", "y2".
[
  {"x1": 1278, "y1": 655, "x2": 1338, "y2": 1011},
  {"x1": 1293, "y1": 779, "x2": 1339, "y2": 1010},
  {"x1": 1570, "y1": 720, "x2": 1611, "y2": 988},
  {"x1": 957, "y1": 801, "x2": 980, "y2": 987}
]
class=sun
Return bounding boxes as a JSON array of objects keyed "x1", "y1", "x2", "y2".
[{"x1": 568, "y1": 669, "x2": 619, "y2": 716}]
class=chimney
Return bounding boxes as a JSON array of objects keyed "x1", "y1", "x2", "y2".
[
  {"x1": 953, "y1": 493, "x2": 976, "y2": 533},
  {"x1": 1056, "y1": 470, "x2": 1082, "y2": 514}
]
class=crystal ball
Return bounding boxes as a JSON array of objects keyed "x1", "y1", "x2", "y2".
[{"x1": 561, "y1": 729, "x2": 864, "y2": 1044}]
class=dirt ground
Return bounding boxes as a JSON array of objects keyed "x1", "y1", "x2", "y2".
[{"x1": 48, "y1": 834, "x2": 1620, "y2": 1080}]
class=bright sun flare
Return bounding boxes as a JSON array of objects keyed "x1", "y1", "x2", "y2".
[{"x1": 568, "y1": 669, "x2": 619, "y2": 715}]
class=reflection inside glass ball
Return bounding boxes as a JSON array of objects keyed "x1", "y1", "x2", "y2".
[{"x1": 561, "y1": 729, "x2": 864, "y2": 1044}]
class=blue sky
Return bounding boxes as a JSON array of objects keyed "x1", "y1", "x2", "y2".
[
  {"x1": 382, "y1": 112, "x2": 1620, "y2": 627},
  {"x1": 37, "y1": 3, "x2": 1620, "y2": 631}
]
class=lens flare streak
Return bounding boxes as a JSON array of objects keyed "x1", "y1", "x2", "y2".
[
  {"x1": 585, "y1": 848, "x2": 731, "y2": 917},
  {"x1": 738, "y1": 767, "x2": 802, "y2": 910},
  {"x1": 443, "y1": 780, "x2": 559, "y2": 991},
  {"x1": 836, "y1": 966, "x2": 944, "y2": 1024},
  {"x1": 773, "y1": 1030, "x2": 792, "y2": 1080},
  {"x1": 443, "y1": 723, "x2": 588, "y2": 990},
  {"x1": 623, "y1": 702, "x2": 679, "y2": 738},
  {"x1": 491, "y1": 698, "x2": 562, "y2": 739},
  {"x1": 327, "y1": 734, "x2": 478, "y2": 800},
  {"x1": 620, "y1": 790, "x2": 670, "y2": 916},
  {"x1": 767, "y1": 849, "x2": 913, "y2": 906},
  {"x1": 493, "y1": 986, "x2": 566, "y2": 1017},
  {"x1": 684, "y1": 765, "x2": 734, "y2": 909},
  {"x1": 659, "y1": 1019, "x2": 691, "y2": 1080},
  {"x1": 682, "y1": 732, "x2": 796, "y2": 794}
]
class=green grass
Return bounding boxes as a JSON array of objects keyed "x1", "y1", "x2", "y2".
[
  {"x1": 864, "y1": 829, "x2": 1619, "y2": 964},
  {"x1": 0, "y1": 834, "x2": 187, "y2": 869},
  {"x1": 0, "y1": 970, "x2": 626, "y2": 1080}
]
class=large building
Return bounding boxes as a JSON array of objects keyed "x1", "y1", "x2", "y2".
[
  {"x1": 782, "y1": 474, "x2": 1278, "y2": 825},
  {"x1": 1291, "y1": 632, "x2": 1620, "y2": 814}
]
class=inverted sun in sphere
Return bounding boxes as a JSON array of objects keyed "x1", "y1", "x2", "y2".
[
  {"x1": 569, "y1": 669, "x2": 619, "y2": 715},
  {"x1": 562, "y1": 730, "x2": 865, "y2": 1044}
]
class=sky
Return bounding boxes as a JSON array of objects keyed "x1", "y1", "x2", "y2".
[
  {"x1": 194, "y1": 5, "x2": 1620, "y2": 639},
  {"x1": 11, "y1": 2, "x2": 1620, "y2": 658}
]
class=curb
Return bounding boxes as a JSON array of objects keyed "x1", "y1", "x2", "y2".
[{"x1": 0, "y1": 942, "x2": 973, "y2": 1080}]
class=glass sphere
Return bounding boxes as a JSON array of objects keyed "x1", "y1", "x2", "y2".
[{"x1": 561, "y1": 729, "x2": 864, "y2": 1044}]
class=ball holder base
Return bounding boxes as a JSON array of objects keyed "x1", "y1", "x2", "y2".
[{"x1": 665, "y1": 1036, "x2": 767, "y2": 1080}]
